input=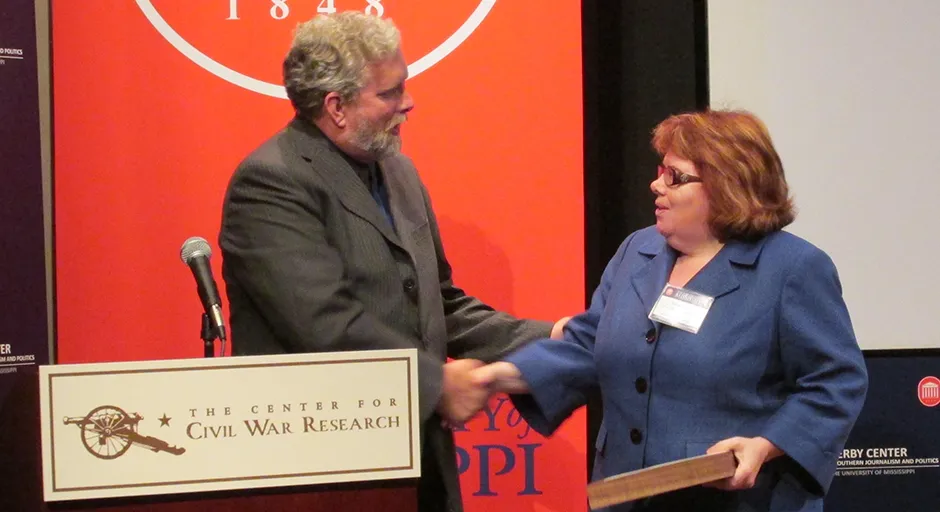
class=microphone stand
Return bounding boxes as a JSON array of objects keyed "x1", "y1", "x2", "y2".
[{"x1": 200, "y1": 313, "x2": 218, "y2": 358}]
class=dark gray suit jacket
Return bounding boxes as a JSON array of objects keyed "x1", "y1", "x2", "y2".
[{"x1": 219, "y1": 118, "x2": 550, "y2": 511}]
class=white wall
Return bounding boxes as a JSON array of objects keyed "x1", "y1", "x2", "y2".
[{"x1": 708, "y1": 0, "x2": 940, "y2": 350}]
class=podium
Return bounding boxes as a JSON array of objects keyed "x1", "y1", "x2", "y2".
[{"x1": 1, "y1": 350, "x2": 421, "y2": 511}]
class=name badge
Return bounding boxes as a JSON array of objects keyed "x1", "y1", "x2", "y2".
[{"x1": 648, "y1": 284, "x2": 714, "y2": 334}]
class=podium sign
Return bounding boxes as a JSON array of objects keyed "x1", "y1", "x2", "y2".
[{"x1": 39, "y1": 350, "x2": 420, "y2": 501}]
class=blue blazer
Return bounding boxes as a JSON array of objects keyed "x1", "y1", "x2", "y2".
[{"x1": 507, "y1": 227, "x2": 868, "y2": 511}]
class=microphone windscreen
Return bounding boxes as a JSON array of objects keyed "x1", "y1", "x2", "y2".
[{"x1": 180, "y1": 236, "x2": 212, "y2": 264}]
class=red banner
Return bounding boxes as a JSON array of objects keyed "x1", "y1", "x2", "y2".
[{"x1": 53, "y1": 2, "x2": 585, "y2": 510}]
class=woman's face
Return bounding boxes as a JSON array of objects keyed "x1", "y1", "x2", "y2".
[{"x1": 650, "y1": 152, "x2": 713, "y2": 248}]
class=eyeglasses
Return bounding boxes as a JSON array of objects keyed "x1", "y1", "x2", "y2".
[{"x1": 657, "y1": 164, "x2": 703, "y2": 188}]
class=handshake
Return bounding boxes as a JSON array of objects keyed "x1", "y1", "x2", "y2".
[
  {"x1": 435, "y1": 314, "x2": 571, "y2": 425},
  {"x1": 436, "y1": 359, "x2": 528, "y2": 425}
]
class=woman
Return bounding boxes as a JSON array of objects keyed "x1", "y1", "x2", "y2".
[{"x1": 477, "y1": 110, "x2": 868, "y2": 511}]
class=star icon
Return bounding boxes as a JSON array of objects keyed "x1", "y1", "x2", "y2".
[{"x1": 158, "y1": 413, "x2": 171, "y2": 427}]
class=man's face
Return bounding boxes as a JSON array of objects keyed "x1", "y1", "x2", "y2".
[{"x1": 345, "y1": 49, "x2": 414, "y2": 160}]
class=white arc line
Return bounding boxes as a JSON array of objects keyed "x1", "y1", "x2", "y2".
[{"x1": 135, "y1": 0, "x2": 497, "y2": 99}]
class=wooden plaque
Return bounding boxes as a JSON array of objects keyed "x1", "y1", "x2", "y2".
[{"x1": 587, "y1": 451, "x2": 737, "y2": 509}]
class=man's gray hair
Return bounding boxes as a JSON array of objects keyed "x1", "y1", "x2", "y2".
[{"x1": 283, "y1": 12, "x2": 401, "y2": 121}]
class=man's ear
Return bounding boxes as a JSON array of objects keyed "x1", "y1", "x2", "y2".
[{"x1": 323, "y1": 92, "x2": 347, "y2": 128}]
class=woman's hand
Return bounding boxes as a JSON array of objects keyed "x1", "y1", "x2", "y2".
[
  {"x1": 704, "y1": 436, "x2": 784, "y2": 490},
  {"x1": 550, "y1": 316, "x2": 572, "y2": 339},
  {"x1": 472, "y1": 362, "x2": 530, "y2": 394}
]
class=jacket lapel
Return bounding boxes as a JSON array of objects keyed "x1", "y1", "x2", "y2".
[
  {"x1": 686, "y1": 238, "x2": 766, "y2": 299},
  {"x1": 381, "y1": 155, "x2": 435, "y2": 344},
  {"x1": 631, "y1": 237, "x2": 677, "y2": 313},
  {"x1": 285, "y1": 119, "x2": 406, "y2": 252},
  {"x1": 380, "y1": 155, "x2": 427, "y2": 259},
  {"x1": 685, "y1": 253, "x2": 740, "y2": 299},
  {"x1": 630, "y1": 235, "x2": 766, "y2": 310}
]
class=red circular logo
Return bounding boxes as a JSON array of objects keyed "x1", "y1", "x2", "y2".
[{"x1": 918, "y1": 376, "x2": 940, "y2": 407}]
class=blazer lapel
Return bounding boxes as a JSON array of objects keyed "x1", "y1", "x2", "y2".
[
  {"x1": 631, "y1": 237, "x2": 677, "y2": 313},
  {"x1": 685, "y1": 252, "x2": 740, "y2": 300},
  {"x1": 690, "y1": 237, "x2": 766, "y2": 299},
  {"x1": 380, "y1": 155, "x2": 427, "y2": 259},
  {"x1": 630, "y1": 235, "x2": 766, "y2": 311},
  {"x1": 285, "y1": 119, "x2": 406, "y2": 251},
  {"x1": 677, "y1": 237, "x2": 769, "y2": 300},
  {"x1": 381, "y1": 155, "x2": 434, "y2": 344}
]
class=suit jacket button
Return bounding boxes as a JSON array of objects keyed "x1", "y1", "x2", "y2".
[
  {"x1": 635, "y1": 377, "x2": 648, "y2": 394},
  {"x1": 645, "y1": 328, "x2": 656, "y2": 344},
  {"x1": 630, "y1": 428, "x2": 643, "y2": 444},
  {"x1": 403, "y1": 278, "x2": 417, "y2": 293}
]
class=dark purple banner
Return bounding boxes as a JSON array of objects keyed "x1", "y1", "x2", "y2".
[
  {"x1": 0, "y1": 0, "x2": 48, "y2": 376},
  {"x1": 0, "y1": 0, "x2": 49, "y2": 509}
]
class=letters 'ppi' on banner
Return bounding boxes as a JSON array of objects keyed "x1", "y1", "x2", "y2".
[{"x1": 39, "y1": 349, "x2": 421, "y2": 501}]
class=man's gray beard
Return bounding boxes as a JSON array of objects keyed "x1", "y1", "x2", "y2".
[{"x1": 353, "y1": 123, "x2": 402, "y2": 160}]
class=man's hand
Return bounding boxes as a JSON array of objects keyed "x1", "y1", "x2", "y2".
[
  {"x1": 551, "y1": 316, "x2": 572, "y2": 340},
  {"x1": 437, "y1": 359, "x2": 489, "y2": 425},
  {"x1": 704, "y1": 436, "x2": 784, "y2": 490}
]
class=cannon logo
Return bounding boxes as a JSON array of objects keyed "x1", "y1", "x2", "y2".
[
  {"x1": 64, "y1": 405, "x2": 185, "y2": 460},
  {"x1": 135, "y1": 0, "x2": 498, "y2": 98}
]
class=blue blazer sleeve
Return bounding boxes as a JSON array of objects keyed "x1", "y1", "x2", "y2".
[
  {"x1": 505, "y1": 233, "x2": 634, "y2": 436},
  {"x1": 760, "y1": 245, "x2": 869, "y2": 494}
]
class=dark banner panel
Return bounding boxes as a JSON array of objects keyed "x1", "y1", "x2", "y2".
[
  {"x1": 826, "y1": 351, "x2": 940, "y2": 510},
  {"x1": 0, "y1": 0, "x2": 49, "y2": 509},
  {"x1": 0, "y1": 0, "x2": 49, "y2": 385}
]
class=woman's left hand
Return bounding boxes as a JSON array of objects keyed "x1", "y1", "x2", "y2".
[
  {"x1": 550, "y1": 316, "x2": 572, "y2": 340},
  {"x1": 704, "y1": 436, "x2": 784, "y2": 490}
]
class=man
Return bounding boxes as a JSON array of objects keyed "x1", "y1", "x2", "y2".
[{"x1": 219, "y1": 12, "x2": 566, "y2": 512}]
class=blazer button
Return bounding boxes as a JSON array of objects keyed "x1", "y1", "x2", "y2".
[
  {"x1": 635, "y1": 377, "x2": 648, "y2": 394},
  {"x1": 630, "y1": 428, "x2": 643, "y2": 444},
  {"x1": 645, "y1": 328, "x2": 656, "y2": 344},
  {"x1": 403, "y1": 278, "x2": 417, "y2": 293}
]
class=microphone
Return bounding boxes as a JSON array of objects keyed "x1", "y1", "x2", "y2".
[{"x1": 179, "y1": 236, "x2": 226, "y2": 342}]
